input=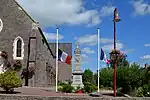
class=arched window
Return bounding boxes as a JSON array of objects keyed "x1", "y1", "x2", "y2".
[
  {"x1": 13, "y1": 36, "x2": 24, "y2": 60},
  {"x1": 16, "y1": 39, "x2": 22, "y2": 57}
]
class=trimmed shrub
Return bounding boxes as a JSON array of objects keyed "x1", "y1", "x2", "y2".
[{"x1": 0, "y1": 71, "x2": 22, "y2": 92}]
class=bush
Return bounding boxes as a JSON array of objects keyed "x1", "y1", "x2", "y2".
[
  {"x1": 139, "y1": 84, "x2": 150, "y2": 97},
  {"x1": 74, "y1": 85, "x2": 81, "y2": 93},
  {"x1": 61, "y1": 84, "x2": 74, "y2": 93},
  {"x1": 82, "y1": 82, "x2": 97, "y2": 93},
  {"x1": 0, "y1": 71, "x2": 22, "y2": 92},
  {"x1": 58, "y1": 81, "x2": 67, "y2": 86},
  {"x1": 136, "y1": 87, "x2": 144, "y2": 97},
  {"x1": 57, "y1": 86, "x2": 63, "y2": 91}
]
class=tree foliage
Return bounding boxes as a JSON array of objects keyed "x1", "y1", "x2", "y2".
[
  {"x1": 99, "y1": 62, "x2": 150, "y2": 96},
  {"x1": 82, "y1": 69, "x2": 98, "y2": 93},
  {"x1": 82, "y1": 68, "x2": 94, "y2": 84},
  {"x1": 82, "y1": 52, "x2": 150, "y2": 96},
  {"x1": 99, "y1": 67, "x2": 113, "y2": 87},
  {"x1": 116, "y1": 63, "x2": 142, "y2": 93}
]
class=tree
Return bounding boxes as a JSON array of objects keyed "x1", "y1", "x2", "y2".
[
  {"x1": 99, "y1": 67, "x2": 113, "y2": 88},
  {"x1": 117, "y1": 53, "x2": 129, "y2": 67},
  {"x1": 93, "y1": 72, "x2": 98, "y2": 85},
  {"x1": 116, "y1": 63, "x2": 142, "y2": 93},
  {"x1": 82, "y1": 69, "x2": 94, "y2": 84}
]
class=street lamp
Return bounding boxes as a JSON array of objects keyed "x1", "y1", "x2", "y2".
[{"x1": 110, "y1": 8, "x2": 121, "y2": 97}]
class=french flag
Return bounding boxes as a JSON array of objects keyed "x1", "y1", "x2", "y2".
[
  {"x1": 100, "y1": 48, "x2": 111, "y2": 64},
  {"x1": 58, "y1": 49, "x2": 72, "y2": 65}
]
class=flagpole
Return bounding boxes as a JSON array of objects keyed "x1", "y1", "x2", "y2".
[
  {"x1": 56, "y1": 28, "x2": 59, "y2": 92},
  {"x1": 97, "y1": 28, "x2": 100, "y2": 92}
]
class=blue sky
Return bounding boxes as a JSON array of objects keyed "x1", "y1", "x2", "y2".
[{"x1": 18, "y1": 0, "x2": 150, "y2": 72}]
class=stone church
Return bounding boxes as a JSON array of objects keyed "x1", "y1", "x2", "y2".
[{"x1": 0, "y1": 0, "x2": 72, "y2": 87}]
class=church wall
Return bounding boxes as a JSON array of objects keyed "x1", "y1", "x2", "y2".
[
  {"x1": 0, "y1": 0, "x2": 70, "y2": 88},
  {"x1": 0, "y1": 0, "x2": 32, "y2": 69},
  {"x1": 32, "y1": 30, "x2": 56, "y2": 87},
  {"x1": 0, "y1": 0, "x2": 56, "y2": 87},
  {"x1": 49, "y1": 43, "x2": 72, "y2": 82}
]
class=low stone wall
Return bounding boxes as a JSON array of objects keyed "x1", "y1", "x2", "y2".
[{"x1": 0, "y1": 94, "x2": 149, "y2": 100}]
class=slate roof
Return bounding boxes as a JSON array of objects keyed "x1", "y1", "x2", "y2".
[{"x1": 49, "y1": 43, "x2": 72, "y2": 57}]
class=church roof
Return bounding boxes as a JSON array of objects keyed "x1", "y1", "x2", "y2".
[
  {"x1": 49, "y1": 43, "x2": 72, "y2": 56},
  {"x1": 13, "y1": 0, "x2": 55, "y2": 58}
]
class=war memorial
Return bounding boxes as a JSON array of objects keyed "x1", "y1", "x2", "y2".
[{"x1": 0, "y1": 0, "x2": 149, "y2": 100}]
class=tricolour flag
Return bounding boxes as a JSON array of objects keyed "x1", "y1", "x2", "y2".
[
  {"x1": 100, "y1": 48, "x2": 105, "y2": 60},
  {"x1": 100, "y1": 48, "x2": 110, "y2": 64},
  {"x1": 58, "y1": 49, "x2": 72, "y2": 65},
  {"x1": 104, "y1": 58, "x2": 111, "y2": 64}
]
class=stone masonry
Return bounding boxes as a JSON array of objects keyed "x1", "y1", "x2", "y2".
[{"x1": 0, "y1": 0, "x2": 72, "y2": 87}]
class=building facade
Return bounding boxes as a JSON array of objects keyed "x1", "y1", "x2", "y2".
[
  {"x1": 0, "y1": 0, "x2": 72, "y2": 87},
  {"x1": 49, "y1": 43, "x2": 72, "y2": 82}
]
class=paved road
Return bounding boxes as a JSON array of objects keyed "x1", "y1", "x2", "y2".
[
  {"x1": 13, "y1": 87, "x2": 89, "y2": 97},
  {"x1": 0, "y1": 87, "x2": 125, "y2": 97}
]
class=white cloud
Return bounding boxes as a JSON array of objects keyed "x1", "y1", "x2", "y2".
[
  {"x1": 100, "y1": 6, "x2": 115, "y2": 17},
  {"x1": 144, "y1": 44, "x2": 150, "y2": 47},
  {"x1": 82, "y1": 47, "x2": 95, "y2": 54},
  {"x1": 77, "y1": 34, "x2": 113, "y2": 46},
  {"x1": 101, "y1": 38, "x2": 114, "y2": 44},
  {"x1": 43, "y1": 32, "x2": 64, "y2": 40},
  {"x1": 102, "y1": 43, "x2": 124, "y2": 52},
  {"x1": 131, "y1": 0, "x2": 150, "y2": 16},
  {"x1": 77, "y1": 34, "x2": 97, "y2": 46},
  {"x1": 81, "y1": 54, "x2": 89, "y2": 64},
  {"x1": 140, "y1": 55, "x2": 150, "y2": 60},
  {"x1": 17, "y1": 0, "x2": 115, "y2": 27}
]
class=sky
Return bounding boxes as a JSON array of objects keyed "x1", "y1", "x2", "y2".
[{"x1": 17, "y1": 0, "x2": 150, "y2": 72}]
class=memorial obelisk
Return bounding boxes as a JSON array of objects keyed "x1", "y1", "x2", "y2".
[{"x1": 71, "y1": 42, "x2": 84, "y2": 88}]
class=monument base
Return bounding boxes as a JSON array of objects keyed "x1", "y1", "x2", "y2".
[{"x1": 71, "y1": 71, "x2": 84, "y2": 89}]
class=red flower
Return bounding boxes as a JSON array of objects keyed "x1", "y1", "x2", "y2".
[{"x1": 77, "y1": 90, "x2": 83, "y2": 94}]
